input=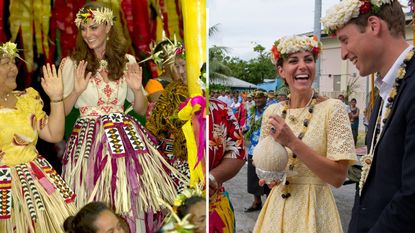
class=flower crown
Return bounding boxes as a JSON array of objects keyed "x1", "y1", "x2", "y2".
[
  {"x1": 321, "y1": 0, "x2": 393, "y2": 35},
  {"x1": 74, "y1": 7, "x2": 115, "y2": 28},
  {"x1": 0, "y1": 41, "x2": 25, "y2": 63},
  {"x1": 140, "y1": 36, "x2": 185, "y2": 69},
  {"x1": 270, "y1": 35, "x2": 322, "y2": 65}
]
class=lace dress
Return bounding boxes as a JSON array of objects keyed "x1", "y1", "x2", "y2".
[
  {"x1": 253, "y1": 99, "x2": 356, "y2": 233},
  {"x1": 60, "y1": 55, "x2": 177, "y2": 233},
  {"x1": 0, "y1": 88, "x2": 76, "y2": 233}
]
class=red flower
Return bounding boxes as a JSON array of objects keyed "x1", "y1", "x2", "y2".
[
  {"x1": 360, "y1": 1, "x2": 371, "y2": 14},
  {"x1": 87, "y1": 9, "x2": 94, "y2": 19},
  {"x1": 271, "y1": 45, "x2": 280, "y2": 61},
  {"x1": 312, "y1": 46, "x2": 320, "y2": 56}
]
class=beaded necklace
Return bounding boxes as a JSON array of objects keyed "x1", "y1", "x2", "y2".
[
  {"x1": 359, "y1": 48, "x2": 415, "y2": 194},
  {"x1": 279, "y1": 90, "x2": 318, "y2": 199}
]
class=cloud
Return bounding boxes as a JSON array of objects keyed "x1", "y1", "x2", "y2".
[{"x1": 209, "y1": 0, "x2": 408, "y2": 60}]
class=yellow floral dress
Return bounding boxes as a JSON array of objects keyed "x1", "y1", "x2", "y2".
[
  {"x1": 0, "y1": 88, "x2": 76, "y2": 233},
  {"x1": 253, "y1": 99, "x2": 356, "y2": 233}
]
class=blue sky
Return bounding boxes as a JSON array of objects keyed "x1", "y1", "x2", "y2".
[{"x1": 208, "y1": 0, "x2": 409, "y2": 60}]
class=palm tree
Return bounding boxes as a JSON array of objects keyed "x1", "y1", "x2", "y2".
[{"x1": 209, "y1": 24, "x2": 232, "y2": 83}]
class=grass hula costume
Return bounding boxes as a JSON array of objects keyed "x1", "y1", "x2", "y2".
[
  {"x1": 61, "y1": 4, "x2": 179, "y2": 232},
  {"x1": 0, "y1": 42, "x2": 76, "y2": 232}
]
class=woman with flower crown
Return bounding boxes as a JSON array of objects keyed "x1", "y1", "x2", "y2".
[
  {"x1": 0, "y1": 41, "x2": 76, "y2": 232},
  {"x1": 252, "y1": 35, "x2": 356, "y2": 233},
  {"x1": 59, "y1": 2, "x2": 179, "y2": 232}
]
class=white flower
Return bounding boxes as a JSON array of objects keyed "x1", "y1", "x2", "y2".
[
  {"x1": 276, "y1": 36, "x2": 319, "y2": 57},
  {"x1": 322, "y1": 0, "x2": 393, "y2": 35}
]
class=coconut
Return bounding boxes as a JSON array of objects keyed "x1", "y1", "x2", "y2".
[{"x1": 252, "y1": 136, "x2": 288, "y2": 184}]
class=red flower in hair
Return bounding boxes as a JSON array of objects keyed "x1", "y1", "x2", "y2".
[
  {"x1": 359, "y1": 1, "x2": 371, "y2": 14},
  {"x1": 312, "y1": 46, "x2": 320, "y2": 56},
  {"x1": 271, "y1": 45, "x2": 280, "y2": 61}
]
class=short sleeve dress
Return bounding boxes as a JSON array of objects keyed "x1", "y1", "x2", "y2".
[
  {"x1": 253, "y1": 98, "x2": 356, "y2": 233},
  {"x1": 0, "y1": 88, "x2": 76, "y2": 233}
]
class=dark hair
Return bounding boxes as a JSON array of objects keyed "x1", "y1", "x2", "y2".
[
  {"x1": 176, "y1": 196, "x2": 205, "y2": 219},
  {"x1": 351, "y1": 98, "x2": 357, "y2": 102},
  {"x1": 348, "y1": 1, "x2": 405, "y2": 38},
  {"x1": 63, "y1": 202, "x2": 111, "y2": 233},
  {"x1": 71, "y1": 2, "x2": 128, "y2": 81},
  {"x1": 152, "y1": 39, "x2": 182, "y2": 81}
]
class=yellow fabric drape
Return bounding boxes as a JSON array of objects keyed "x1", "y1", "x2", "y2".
[
  {"x1": 9, "y1": 0, "x2": 34, "y2": 71},
  {"x1": 165, "y1": 1, "x2": 182, "y2": 41},
  {"x1": 33, "y1": 0, "x2": 51, "y2": 57},
  {"x1": 181, "y1": 0, "x2": 205, "y2": 97},
  {"x1": 178, "y1": 0, "x2": 206, "y2": 187}
]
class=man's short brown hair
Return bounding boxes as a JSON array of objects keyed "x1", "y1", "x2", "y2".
[{"x1": 349, "y1": 0, "x2": 405, "y2": 38}]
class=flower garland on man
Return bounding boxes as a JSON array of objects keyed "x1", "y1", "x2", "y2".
[{"x1": 322, "y1": 0, "x2": 415, "y2": 232}]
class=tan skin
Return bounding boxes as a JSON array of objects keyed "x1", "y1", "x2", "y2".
[
  {"x1": 188, "y1": 200, "x2": 206, "y2": 233},
  {"x1": 337, "y1": 16, "x2": 408, "y2": 78},
  {"x1": 64, "y1": 21, "x2": 147, "y2": 116},
  {"x1": 0, "y1": 57, "x2": 64, "y2": 143},
  {"x1": 262, "y1": 51, "x2": 350, "y2": 189},
  {"x1": 94, "y1": 210, "x2": 125, "y2": 233}
]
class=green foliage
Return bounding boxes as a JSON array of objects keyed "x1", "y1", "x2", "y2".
[
  {"x1": 211, "y1": 43, "x2": 277, "y2": 85},
  {"x1": 209, "y1": 23, "x2": 275, "y2": 85}
]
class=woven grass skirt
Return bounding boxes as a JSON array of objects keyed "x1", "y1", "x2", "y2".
[
  {"x1": 62, "y1": 112, "x2": 180, "y2": 232},
  {"x1": 0, "y1": 156, "x2": 76, "y2": 232}
]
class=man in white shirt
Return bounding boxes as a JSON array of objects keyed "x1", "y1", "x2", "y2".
[{"x1": 322, "y1": 1, "x2": 415, "y2": 232}]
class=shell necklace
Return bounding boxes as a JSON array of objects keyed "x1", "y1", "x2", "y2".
[
  {"x1": 0, "y1": 93, "x2": 10, "y2": 102},
  {"x1": 279, "y1": 90, "x2": 318, "y2": 199}
]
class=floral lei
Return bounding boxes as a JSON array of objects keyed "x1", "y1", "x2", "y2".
[
  {"x1": 245, "y1": 106, "x2": 264, "y2": 141},
  {"x1": 270, "y1": 35, "x2": 321, "y2": 65},
  {"x1": 359, "y1": 47, "x2": 415, "y2": 194},
  {"x1": 278, "y1": 91, "x2": 318, "y2": 199},
  {"x1": 321, "y1": 0, "x2": 393, "y2": 35},
  {"x1": 74, "y1": 7, "x2": 115, "y2": 28}
]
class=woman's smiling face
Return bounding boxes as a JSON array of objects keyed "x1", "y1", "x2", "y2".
[{"x1": 278, "y1": 50, "x2": 316, "y2": 93}]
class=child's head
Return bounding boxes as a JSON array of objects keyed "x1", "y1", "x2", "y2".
[
  {"x1": 177, "y1": 196, "x2": 206, "y2": 233},
  {"x1": 64, "y1": 202, "x2": 127, "y2": 233}
]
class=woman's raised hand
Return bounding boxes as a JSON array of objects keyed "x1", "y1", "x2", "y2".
[
  {"x1": 74, "y1": 60, "x2": 91, "y2": 95},
  {"x1": 125, "y1": 63, "x2": 143, "y2": 92},
  {"x1": 41, "y1": 64, "x2": 63, "y2": 101},
  {"x1": 268, "y1": 114, "x2": 298, "y2": 148}
]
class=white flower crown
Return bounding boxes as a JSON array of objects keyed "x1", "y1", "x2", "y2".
[
  {"x1": 321, "y1": 0, "x2": 393, "y2": 35},
  {"x1": 74, "y1": 7, "x2": 115, "y2": 28},
  {"x1": 270, "y1": 35, "x2": 321, "y2": 65}
]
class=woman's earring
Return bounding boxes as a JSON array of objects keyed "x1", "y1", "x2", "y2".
[{"x1": 106, "y1": 36, "x2": 109, "y2": 41}]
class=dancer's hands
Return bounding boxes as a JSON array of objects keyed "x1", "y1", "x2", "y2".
[
  {"x1": 74, "y1": 60, "x2": 92, "y2": 95},
  {"x1": 41, "y1": 63, "x2": 63, "y2": 101},
  {"x1": 125, "y1": 63, "x2": 143, "y2": 92}
]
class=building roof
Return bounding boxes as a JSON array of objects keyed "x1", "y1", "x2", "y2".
[{"x1": 210, "y1": 76, "x2": 258, "y2": 89}]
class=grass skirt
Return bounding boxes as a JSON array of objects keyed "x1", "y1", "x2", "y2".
[
  {"x1": 62, "y1": 113, "x2": 179, "y2": 232},
  {"x1": 0, "y1": 156, "x2": 76, "y2": 233}
]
